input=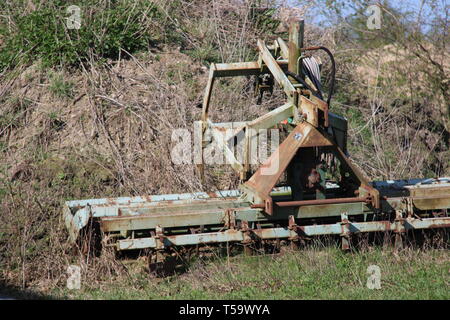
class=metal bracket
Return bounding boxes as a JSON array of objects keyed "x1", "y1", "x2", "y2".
[
  {"x1": 394, "y1": 210, "x2": 405, "y2": 250},
  {"x1": 340, "y1": 212, "x2": 351, "y2": 250},
  {"x1": 155, "y1": 224, "x2": 165, "y2": 250},
  {"x1": 240, "y1": 220, "x2": 252, "y2": 244},
  {"x1": 288, "y1": 215, "x2": 300, "y2": 242},
  {"x1": 224, "y1": 209, "x2": 236, "y2": 229}
]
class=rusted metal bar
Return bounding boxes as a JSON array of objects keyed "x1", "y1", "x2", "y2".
[
  {"x1": 274, "y1": 197, "x2": 369, "y2": 207},
  {"x1": 250, "y1": 197, "x2": 368, "y2": 209},
  {"x1": 214, "y1": 61, "x2": 288, "y2": 77},
  {"x1": 115, "y1": 216, "x2": 450, "y2": 250}
]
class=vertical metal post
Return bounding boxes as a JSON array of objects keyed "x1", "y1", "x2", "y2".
[
  {"x1": 241, "y1": 220, "x2": 253, "y2": 255},
  {"x1": 394, "y1": 211, "x2": 405, "y2": 250},
  {"x1": 288, "y1": 20, "x2": 304, "y2": 79},
  {"x1": 340, "y1": 213, "x2": 351, "y2": 251},
  {"x1": 286, "y1": 20, "x2": 305, "y2": 201},
  {"x1": 288, "y1": 215, "x2": 299, "y2": 250}
]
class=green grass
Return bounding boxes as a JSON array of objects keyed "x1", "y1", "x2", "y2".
[
  {"x1": 52, "y1": 246, "x2": 449, "y2": 300},
  {"x1": 0, "y1": 1, "x2": 172, "y2": 70},
  {"x1": 48, "y1": 73, "x2": 74, "y2": 99}
]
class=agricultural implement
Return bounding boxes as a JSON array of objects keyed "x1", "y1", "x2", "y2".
[{"x1": 64, "y1": 21, "x2": 450, "y2": 268}]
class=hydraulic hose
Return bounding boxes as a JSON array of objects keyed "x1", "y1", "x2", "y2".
[
  {"x1": 300, "y1": 46, "x2": 336, "y2": 106},
  {"x1": 285, "y1": 70, "x2": 323, "y2": 100}
]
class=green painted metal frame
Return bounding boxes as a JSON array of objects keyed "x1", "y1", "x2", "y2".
[
  {"x1": 62, "y1": 20, "x2": 450, "y2": 252},
  {"x1": 115, "y1": 216, "x2": 450, "y2": 250},
  {"x1": 64, "y1": 179, "x2": 450, "y2": 251}
]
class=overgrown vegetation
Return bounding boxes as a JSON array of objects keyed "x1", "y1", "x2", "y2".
[
  {"x1": 0, "y1": 0, "x2": 280, "y2": 71},
  {"x1": 0, "y1": 0, "x2": 448, "y2": 299},
  {"x1": 322, "y1": 0, "x2": 449, "y2": 178},
  {"x1": 0, "y1": 0, "x2": 179, "y2": 70}
]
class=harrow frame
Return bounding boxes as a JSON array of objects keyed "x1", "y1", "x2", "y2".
[{"x1": 63, "y1": 21, "x2": 449, "y2": 259}]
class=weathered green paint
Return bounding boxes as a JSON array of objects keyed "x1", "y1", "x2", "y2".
[{"x1": 115, "y1": 216, "x2": 450, "y2": 250}]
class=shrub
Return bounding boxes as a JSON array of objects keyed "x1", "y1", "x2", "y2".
[{"x1": 0, "y1": 0, "x2": 177, "y2": 71}]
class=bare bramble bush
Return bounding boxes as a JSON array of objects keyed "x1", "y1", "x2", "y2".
[{"x1": 318, "y1": 0, "x2": 450, "y2": 179}]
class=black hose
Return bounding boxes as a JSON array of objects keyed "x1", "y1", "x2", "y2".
[
  {"x1": 285, "y1": 70, "x2": 323, "y2": 100},
  {"x1": 302, "y1": 58, "x2": 323, "y2": 98},
  {"x1": 301, "y1": 46, "x2": 336, "y2": 106}
]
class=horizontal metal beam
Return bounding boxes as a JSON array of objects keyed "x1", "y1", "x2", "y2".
[
  {"x1": 65, "y1": 190, "x2": 242, "y2": 210},
  {"x1": 100, "y1": 200, "x2": 374, "y2": 233},
  {"x1": 116, "y1": 217, "x2": 450, "y2": 250},
  {"x1": 213, "y1": 61, "x2": 288, "y2": 77},
  {"x1": 246, "y1": 102, "x2": 295, "y2": 130},
  {"x1": 275, "y1": 197, "x2": 369, "y2": 207}
]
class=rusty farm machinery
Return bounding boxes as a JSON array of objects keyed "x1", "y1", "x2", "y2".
[{"x1": 64, "y1": 21, "x2": 450, "y2": 270}]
